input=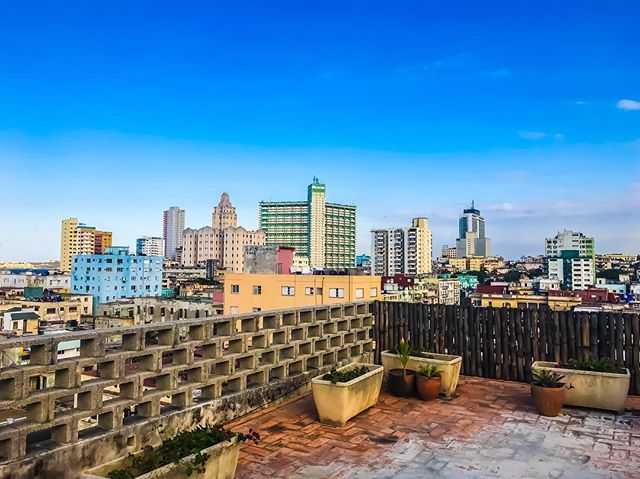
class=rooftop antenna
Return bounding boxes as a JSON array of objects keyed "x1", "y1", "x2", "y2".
[{"x1": 471, "y1": 199, "x2": 475, "y2": 209}]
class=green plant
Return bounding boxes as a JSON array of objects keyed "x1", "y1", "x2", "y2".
[
  {"x1": 106, "y1": 425, "x2": 259, "y2": 479},
  {"x1": 533, "y1": 369, "x2": 565, "y2": 388},
  {"x1": 395, "y1": 339, "x2": 411, "y2": 375},
  {"x1": 322, "y1": 365, "x2": 369, "y2": 384},
  {"x1": 392, "y1": 342, "x2": 431, "y2": 358},
  {"x1": 418, "y1": 364, "x2": 439, "y2": 378},
  {"x1": 557, "y1": 357, "x2": 625, "y2": 374}
]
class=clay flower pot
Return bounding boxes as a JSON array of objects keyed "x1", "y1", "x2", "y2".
[
  {"x1": 387, "y1": 369, "x2": 416, "y2": 397},
  {"x1": 531, "y1": 383, "x2": 565, "y2": 417},
  {"x1": 416, "y1": 374, "x2": 441, "y2": 401}
]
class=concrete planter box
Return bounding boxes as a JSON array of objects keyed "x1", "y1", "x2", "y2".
[
  {"x1": 81, "y1": 436, "x2": 240, "y2": 479},
  {"x1": 532, "y1": 361, "x2": 630, "y2": 413},
  {"x1": 311, "y1": 363, "x2": 383, "y2": 426},
  {"x1": 381, "y1": 351, "x2": 462, "y2": 398}
]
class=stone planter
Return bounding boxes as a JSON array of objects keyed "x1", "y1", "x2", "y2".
[
  {"x1": 81, "y1": 436, "x2": 240, "y2": 479},
  {"x1": 532, "y1": 361, "x2": 630, "y2": 413},
  {"x1": 381, "y1": 351, "x2": 462, "y2": 398},
  {"x1": 311, "y1": 363, "x2": 383, "y2": 426}
]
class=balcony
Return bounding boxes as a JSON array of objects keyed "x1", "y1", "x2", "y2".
[{"x1": 0, "y1": 302, "x2": 639, "y2": 478}]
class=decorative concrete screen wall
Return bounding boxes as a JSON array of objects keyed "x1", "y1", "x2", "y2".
[{"x1": 0, "y1": 302, "x2": 374, "y2": 478}]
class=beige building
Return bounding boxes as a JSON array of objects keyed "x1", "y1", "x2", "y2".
[
  {"x1": 224, "y1": 273, "x2": 382, "y2": 314},
  {"x1": 0, "y1": 294, "x2": 93, "y2": 323},
  {"x1": 60, "y1": 218, "x2": 112, "y2": 272},
  {"x1": 371, "y1": 217, "x2": 433, "y2": 276},
  {"x1": 438, "y1": 278, "x2": 461, "y2": 305},
  {"x1": 470, "y1": 292, "x2": 582, "y2": 311},
  {"x1": 181, "y1": 193, "x2": 265, "y2": 272}
]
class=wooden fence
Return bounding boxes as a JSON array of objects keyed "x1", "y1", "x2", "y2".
[{"x1": 371, "y1": 301, "x2": 640, "y2": 395}]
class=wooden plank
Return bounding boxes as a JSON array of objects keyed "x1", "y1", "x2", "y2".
[
  {"x1": 615, "y1": 313, "x2": 624, "y2": 365},
  {"x1": 589, "y1": 313, "x2": 598, "y2": 358},
  {"x1": 552, "y1": 311, "x2": 561, "y2": 363},
  {"x1": 515, "y1": 308, "x2": 524, "y2": 381},
  {"x1": 531, "y1": 309, "x2": 539, "y2": 363},
  {"x1": 559, "y1": 311, "x2": 567, "y2": 363},
  {"x1": 495, "y1": 307, "x2": 503, "y2": 379},
  {"x1": 567, "y1": 311, "x2": 576, "y2": 361},
  {"x1": 632, "y1": 314, "x2": 640, "y2": 396},
  {"x1": 487, "y1": 307, "x2": 495, "y2": 379},
  {"x1": 523, "y1": 308, "x2": 532, "y2": 381}
]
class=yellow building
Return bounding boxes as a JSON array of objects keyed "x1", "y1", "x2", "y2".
[
  {"x1": 60, "y1": 218, "x2": 112, "y2": 272},
  {"x1": 449, "y1": 258, "x2": 467, "y2": 271},
  {"x1": 0, "y1": 295, "x2": 93, "y2": 323},
  {"x1": 224, "y1": 273, "x2": 382, "y2": 314},
  {"x1": 470, "y1": 293, "x2": 581, "y2": 311}
]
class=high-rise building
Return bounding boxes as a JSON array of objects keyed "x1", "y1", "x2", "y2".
[
  {"x1": 545, "y1": 230, "x2": 596, "y2": 290},
  {"x1": 181, "y1": 193, "x2": 265, "y2": 272},
  {"x1": 163, "y1": 206, "x2": 185, "y2": 260},
  {"x1": 60, "y1": 218, "x2": 112, "y2": 272},
  {"x1": 259, "y1": 178, "x2": 356, "y2": 268},
  {"x1": 71, "y1": 246, "x2": 163, "y2": 313},
  {"x1": 455, "y1": 202, "x2": 491, "y2": 258},
  {"x1": 371, "y1": 217, "x2": 433, "y2": 276},
  {"x1": 136, "y1": 236, "x2": 165, "y2": 256}
]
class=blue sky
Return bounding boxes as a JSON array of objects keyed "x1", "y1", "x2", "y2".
[{"x1": 1, "y1": 1, "x2": 639, "y2": 261}]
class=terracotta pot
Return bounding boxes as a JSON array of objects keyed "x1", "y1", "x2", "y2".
[
  {"x1": 531, "y1": 383, "x2": 565, "y2": 417},
  {"x1": 416, "y1": 374, "x2": 441, "y2": 401},
  {"x1": 387, "y1": 369, "x2": 416, "y2": 397}
]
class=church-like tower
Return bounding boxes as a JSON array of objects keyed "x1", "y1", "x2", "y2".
[{"x1": 212, "y1": 192, "x2": 238, "y2": 230}]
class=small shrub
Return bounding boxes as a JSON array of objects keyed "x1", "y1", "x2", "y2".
[
  {"x1": 557, "y1": 357, "x2": 626, "y2": 374},
  {"x1": 533, "y1": 369, "x2": 565, "y2": 388},
  {"x1": 395, "y1": 339, "x2": 412, "y2": 374},
  {"x1": 106, "y1": 426, "x2": 259, "y2": 479},
  {"x1": 418, "y1": 364, "x2": 439, "y2": 378},
  {"x1": 322, "y1": 365, "x2": 369, "y2": 384}
]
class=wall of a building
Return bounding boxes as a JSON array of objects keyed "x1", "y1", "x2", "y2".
[{"x1": 224, "y1": 273, "x2": 382, "y2": 314}]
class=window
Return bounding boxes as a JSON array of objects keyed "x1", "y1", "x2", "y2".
[
  {"x1": 252, "y1": 307, "x2": 262, "y2": 312},
  {"x1": 229, "y1": 306, "x2": 239, "y2": 314},
  {"x1": 329, "y1": 288, "x2": 344, "y2": 298},
  {"x1": 355, "y1": 288, "x2": 364, "y2": 299},
  {"x1": 281, "y1": 286, "x2": 295, "y2": 296},
  {"x1": 370, "y1": 287, "x2": 378, "y2": 297},
  {"x1": 305, "y1": 287, "x2": 314, "y2": 295},
  {"x1": 316, "y1": 287, "x2": 323, "y2": 295},
  {"x1": 231, "y1": 284, "x2": 240, "y2": 294},
  {"x1": 252, "y1": 285, "x2": 262, "y2": 295}
]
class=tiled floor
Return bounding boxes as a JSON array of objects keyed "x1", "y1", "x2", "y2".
[{"x1": 229, "y1": 376, "x2": 640, "y2": 478}]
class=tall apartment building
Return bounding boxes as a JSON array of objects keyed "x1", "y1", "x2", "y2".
[
  {"x1": 371, "y1": 218, "x2": 433, "y2": 276},
  {"x1": 259, "y1": 178, "x2": 356, "y2": 268},
  {"x1": 181, "y1": 193, "x2": 265, "y2": 272},
  {"x1": 71, "y1": 246, "x2": 163, "y2": 313},
  {"x1": 455, "y1": 202, "x2": 491, "y2": 258},
  {"x1": 60, "y1": 218, "x2": 112, "y2": 272},
  {"x1": 163, "y1": 206, "x2": 185, "y2": 260},
  {"x1": 136, "y1": 236, "x2": 165, "y2": 256},
  {"x1": 545, "y1": 230, "x2": 596, "y2": 290}
]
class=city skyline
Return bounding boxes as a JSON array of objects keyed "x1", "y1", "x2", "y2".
[{"x1": 1, "y1": 2, "x2": 639, "y2": 260}]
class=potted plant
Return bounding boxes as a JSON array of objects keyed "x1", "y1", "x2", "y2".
[
  {"x1": 532, "y1": 357, "x2": 630, "y2": 412},
  {"x1": 416, "y1": 364, "x2": 441, "y2": 401},
  {"x1": 387, "y1": 339, "x2": 416, "y2": 397},
  {"x1": 81, "y1": 425, "x2": 259, "y2": 479},
  {"x1": 381, "y1": 342, "x2": 462, "y2": 398},
  {"x1": 531, "y1": 369, "x2": 566, "y2": 417},
  {"x1": 311, "y1": 363, "x2": 383, "y2": 426}
]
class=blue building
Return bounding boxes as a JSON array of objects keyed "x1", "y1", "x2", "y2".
[{"x1": 71, "y1": 246, "x2": 163, "y2": 314}]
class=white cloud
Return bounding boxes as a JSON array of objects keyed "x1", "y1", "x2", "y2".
[
  {"x1": 518, "y1": 130, "x2": 547, "y2": 140},
  {"x1": 617, "y1": 99, "x2": 640, "y2": 111},
  {"x1": 518, "y1": 130, "x2": 564, "y2": 141}
]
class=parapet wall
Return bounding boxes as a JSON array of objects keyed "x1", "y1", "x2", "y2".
[{"x1": 0, "y1": 301, "x2": 374, "y2": 478}]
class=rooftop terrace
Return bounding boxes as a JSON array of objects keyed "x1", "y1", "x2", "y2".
[{"x1": 230, "y1": 376, "x2": 640, "y2": 478}]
